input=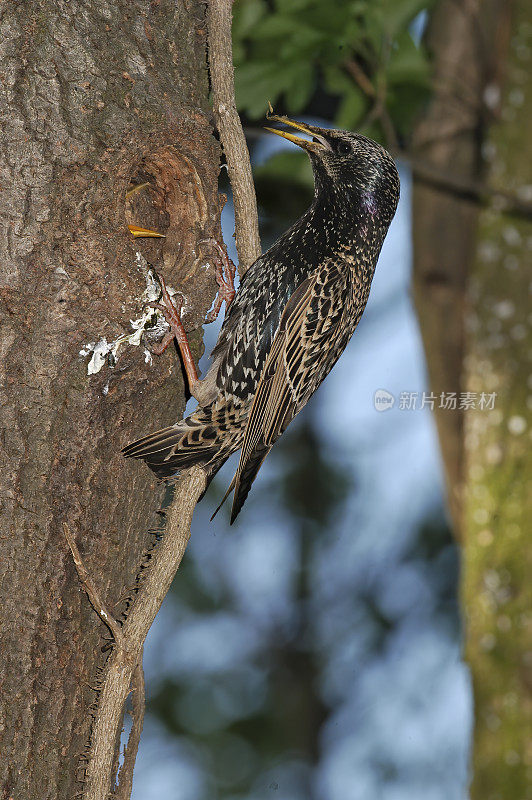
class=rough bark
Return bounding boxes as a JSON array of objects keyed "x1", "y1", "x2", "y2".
[
  {"x1": 412, "y1": 1, "x2": 531, "y2": 796},
  {"x1": 0, "y1": 2, "x2": 220, "y2": 798}
]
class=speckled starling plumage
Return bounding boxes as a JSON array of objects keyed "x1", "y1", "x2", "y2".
[{"x1": 123, "y1": 118, "x2": 400, "y2": 523}]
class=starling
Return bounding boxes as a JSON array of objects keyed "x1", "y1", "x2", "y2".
[{"x1": 123, "y1": 117, "x2": 400, "y2": 523}]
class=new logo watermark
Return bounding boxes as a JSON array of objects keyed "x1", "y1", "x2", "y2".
[
  {"x1": 374, "y1": 389, "x2": 395, "y2": 411},
  {"x1": 373, "y1": 390, "x2": 497, "y2": 412}
]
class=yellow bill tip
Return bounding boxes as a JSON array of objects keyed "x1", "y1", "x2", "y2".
[
  {"x1": 264, "y1": 116, "x2": 328, "y2": 153},
  {"x1": 128, "y1": 224, "x2": 165, "y2": 239},
  {"x1": 264, "y1": 126, "x2": 311, "y2": 148}
]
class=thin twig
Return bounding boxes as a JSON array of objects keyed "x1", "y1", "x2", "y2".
[
  {"x1": 369, "y1": 101, "x2": 399, "y2": 151},
  {"x1": 63, "y1": 523, "x2": 124, "y2": 647},
  {"x1": 345, "y1": 59, "x2": 375, "y2": 98},
  {"x1": 207, "y1": 0, "x2": 261, "y2": 275},
  {"x1": 345, "y1": 57, "x2": 399, "y2": 151}
]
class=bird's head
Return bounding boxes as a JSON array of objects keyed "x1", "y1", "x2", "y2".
[{"x1": 265, "y1": 116, "x2": 400, "y2": 225}]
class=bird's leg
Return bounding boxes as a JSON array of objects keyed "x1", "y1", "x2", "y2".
[
  {"x1": 147, "y1": 278, "x2": 200, "y2": 394},
  {"x1": 202, "y1": 238, "x2": 236, "y2": 324},
  {"x1": 146, "y1": 240, "x2": 235, "y2": 399}
]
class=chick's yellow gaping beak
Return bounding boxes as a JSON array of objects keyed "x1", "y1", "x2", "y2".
[
  {"x1": 126, "y1": 184, "x2": 165, "y2": 238},
  {"x1": 128, "y1": 224, "x2": 165, "y2": 238},
  {"x1": 264, "y1": 115, "x2": 328, "y2": 153}
]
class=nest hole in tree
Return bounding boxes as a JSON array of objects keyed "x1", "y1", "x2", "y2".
[{"x1": 125, "y1": 147, "x2": 211, "y2": 289}]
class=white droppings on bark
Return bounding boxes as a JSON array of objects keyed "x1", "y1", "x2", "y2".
[
  {"x1": 79, "y1": 263, "x2": 185, "y2": 374},
  {"x1": 87, "y1": 339, "x2": 110, "y2": 375}
]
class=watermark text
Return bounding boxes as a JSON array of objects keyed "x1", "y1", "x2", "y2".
[{"x1": 374, "y1": 390, "x2": 497, "y2": 412}]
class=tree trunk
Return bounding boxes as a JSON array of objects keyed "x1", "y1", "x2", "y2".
[
  {"x1": 0, "y1": 2, "x2": 220, "y2": 798},
  {"x1": 412, "y1": 1, "x2": 531, "y2": 796},
  {"x1": 411, "y1": 0, "x2": 491, "y2": 530},
  {"x1": 462, "y1": 0, "x2": 532, "y2": 796}
]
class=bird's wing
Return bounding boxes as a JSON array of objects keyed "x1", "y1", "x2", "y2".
[{"x1": 230, "y1": 262, "x2": 350, "y2": 523}]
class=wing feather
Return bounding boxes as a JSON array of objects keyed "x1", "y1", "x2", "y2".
[{"x1": 230, "y1": 263, "x2": 350, "y2": 523}]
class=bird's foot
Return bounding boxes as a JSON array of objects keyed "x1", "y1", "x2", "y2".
[
  {"x1": 147, "y1": 277, "x2": 200, "y2": 393},
  {"x1": 201, "y1": 238, "x2": 236, "y2": 324}
]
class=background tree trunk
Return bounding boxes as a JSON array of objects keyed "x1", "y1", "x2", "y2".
[
  {"x1": 462, "y1": 0, "x2": 531, "y2": 796},
  {"x1": 411, "y1": 0, "x2": 497, "y2": 531},
  {"x1": 413, "y1": 1, "x2": 531, "y2": 796},
  {"x1": 0, "y1": 2, "x2": 220, "y2": 798}
]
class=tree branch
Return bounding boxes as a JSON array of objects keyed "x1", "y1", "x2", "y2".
[
  {"x1": 345, "y1": 59, "x2": 376, "y2": 98},
  {"x1": 406, "y1": 153, "x2": 532, "y2": 219},
  {"x1": 208, "y1": 0, "x2": 262, "y2": 274},
  {"x1": 70, "y1": 466, "x2": 206, "y2": 800},
  {"x1": 63, "y1": 523, "x2": 124, "y2": 648}
]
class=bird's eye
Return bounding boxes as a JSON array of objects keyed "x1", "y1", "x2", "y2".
[{"x1": 336, "y1": 141, "x2": 351, "y2": 156}]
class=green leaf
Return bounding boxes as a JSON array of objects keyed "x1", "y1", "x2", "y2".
[
  {"x1": 284, "y1": 62, "x2": 315, "y2": 113},
  {"x1": 386, "y1": 82, "x2": 431, "y2": 139},
  {"x1": 323, "y1": 63, "x2": 358, "y2": 95},
  {"x1": 386, "y1": 31, "x2": 430, "y2": 85},
  {"x1": 381, "y1": 0, "x2": 431, "y2": 37},
  {"x1": 235, "y1": 62, "x2": 283, "y2": 117},
  {"x1": 357, "y1": 118, "x2": 384, "y2": 144},
  {"x1": 233, "y1": 0, "x2": 436, "y2": 137},
  {"x1": 335, "y1": 89, "x2": 367, "y2": 130},
  {"x1": 247, "y1": 14, "x2": 299, "y2": 40},
  {"x1": 275, "y1": 0, "x2": 314, "y2": 13},
  {"x1": 255, "y1": 149, "x2": 314, "y2": 190},
  {"x1": 233, "y1": 0, "x2": 267, "y2": 38}
]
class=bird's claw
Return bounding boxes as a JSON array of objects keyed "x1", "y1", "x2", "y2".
[{"x1": 201, "y1": 238, "x2": 236, "y2": 324}]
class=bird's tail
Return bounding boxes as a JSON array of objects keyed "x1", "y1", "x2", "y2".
[{"x1": 122, "y1": 406, "x2": 233, "y2": 480}]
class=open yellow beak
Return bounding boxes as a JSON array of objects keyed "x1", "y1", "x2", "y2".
[
  {"x1": 264, "y1": 115, "x2": 329, "y2": 153},
  {"x1": 128, "y1": 224, "x2": 165, "y2": 238}
]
